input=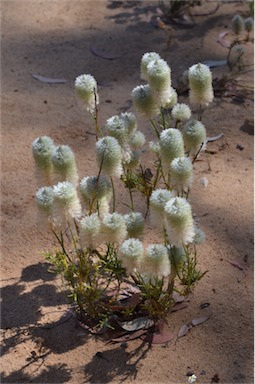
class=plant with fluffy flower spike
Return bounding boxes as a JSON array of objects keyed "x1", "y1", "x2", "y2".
[
  {"x1": 244, "y1": 17, "x2": 254, "y2": 39},
  {"x1": 132, "y1": 84, "x2": 160, "y2": 118},
  {"x1": 80, "y1": 213, "x2": 102, "y2": 249},
  {"x1": 96, "y1": 136, "x2": 123, "y2": 178},
  {"x1": 124, "y1": 212, "x2": 144, "y2": 239},
  {"x1": 171, "y1": 103, "x2": 191, "y2": 125},
  {"x1": 170, "y1": 157, "x2": 193, "y2": 193},
  {"x1": 101, "y1": 212, "x2": 127, "y2": 245},
  {"x1": 143, "y1": 244, "x2": 171, "y2": 279},
  {"x1": 52, "y1": 181, "x2": 82, "y2": 227},
  {"x1": 231, "y1": 14, "x2": 244, "y2": 36},
  {"x1": 119, "y1": 238, "x2": 144, "y2": 274},
  {"x1": 188, "y1": 63, "x2": 214, "y2": 109},
  {"x1": 35, "y1": 186, "x2": 54, "y2": 226},
  {"x1": 159, "y1": 128, "x2": 185, "y2": 171},
  {"x1": 147, "y1": 58, "x2": 172, "y2": 107},
  {"x1": 164, "y1": 197, "x2": 195, "y2": 246},
  {"x1": 75, "y1": 74, "x2": 99, "y2": 114},
  {"x1": 52, "y1": 145, "x2": 79, "y2": 186},
  {"x1": 140, "y1": 52, "x2": 161, "y2": 81},
  {"x1": 150, "y1": 189, "x2": 175, "y2": 229},
  {"x1": 32, "y1": 136, "x2": 55, "y2": 186},
  {"x1": 183, "y1": 119, "x2": 206, "y2": 156}
]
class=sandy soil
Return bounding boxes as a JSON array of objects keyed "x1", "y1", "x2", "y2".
[{"x1": 1, "y1": 1, "x2": 254, "y2": 383}]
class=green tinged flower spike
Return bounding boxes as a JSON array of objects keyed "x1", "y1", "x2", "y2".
[
  {"x1": 35, "y1": 186, "x2": 54, "y2": 226},
  {"x1": 80, "y1": 175, "x2": 112, "y2": 216},
  {"x1": 150, "y1": 189, "x2": 175, "y2": 229},
  {"x1": 80, "y1": 213, "x2": 102, "y2": 249},
  {"x1": 171, "y1": 103, "x2": 191, "y2": 123},
  {"x1": 120, "y1": 112, "x2": 137, "y2": 134},
  {"x1": 102, "y1": 212, "x2": 127, "y2": 245},
  {"x1": 53, "y1": 181, "x2": 82, "y2": 226},
  {"x1": 96, "y1": 136, "x2": 123, "y2": 178},
  {"x1": 147, "y1": 58, "x2": 172, "y2": 107},
  {"x1": 159, "y1": 128, "x2": 185, "y2": 170},
  {"x1": 188, "y1": 63, "x2": 213, "y2": 107},
  {"x1": 164, "y1": 87, "x2": 178, "y2": 109},
  {"x1": 119, "y1": 238, "x2": 144, "y2": 274},
  {"x1": 182, "y1": 119, "x2": 206, "y2": 155},
  {"x1": 132, "y1": 84, "x2": 160, "y2": 118},
  {"x1": 32, "y1": 136, "x2": 55, "y2": 185},
  {"x1": 170, "y1": 157, "x2": 193, "y2": 193},
  {"x1": 193, "y1": 226, "x2": 206, "y2": 245},
  {"x1": 129, "y1": 131, "x2": 145, "y2": 149},
  {"x1": 140, "y1": 52, "x2": 161, "y2": 81},
  {"x1": 164, "y1": 197, "x2": 194, "y2": 246},
  {"x1": 75, "y1": 74, "x2": 99, "y2": 113},
  {"x1": 106, "y1": 115, "x2": 129, "y2": 146},
  {"x1": 52, "y1": 145, "x2": 79, "y2": 186},
  {"x1": 231, "y1": 15, "x2": 244, "y2": 35},
  {"x1": 168, "y1": 245, "x2": 186, "y2": 272},
  {"x1": 143, "y1": 244, "x2": 171, "y2": 278},
  {"x1": 244, "y1": 17, "x2": 254, "y2": 33},
  {"x1": 124, "y1": 212, "x2": 144, "y2": 239}
]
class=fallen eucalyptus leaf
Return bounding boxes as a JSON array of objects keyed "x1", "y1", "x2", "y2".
[
  {"x1": 118, "y1": 317, "x2": 154, "y2": 332},
  {"x1": 191, "y1": 316, "x2": 210, "y2": 326},
  {"x1": 90, "y1": 46, "x2": 123, "y2": 60},
  {"x1": 171, "y1": 302, "x2": 188, "y2": 312},
  {"x1": 206, "y1": 133, "x2": 224, "y2": 143},
  {"x1": 217, "y1": 31, "x2": 231, "y2": 48},
  {"x1": 141, "y1": 331, "x2": 175, "y2": 344},
  {"x1": 202, "y1": 60, "x2": 227, "y2": 68},
  {"x1": 111, "y1": 328, "x2": 148, "y2": 342},
  {"x1": 32, "y1": 74, "x2": 67, "y2": 83},
  {"x1": 178, "y1": 323, "x2": 192, "y2": 338}
]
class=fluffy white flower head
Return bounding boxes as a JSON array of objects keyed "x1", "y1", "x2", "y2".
[
  {"x1": 244, "y1": 17, "x2": 254, "y2": 33},
  {"x1": 80, "y1": 213, "x2": 102, "y2": 249},
  {"x1": 183, "y1": 120, "x2": 206, "y2": 154},
  {"x1": 96, "y1": 136, "x2": 123, "y2": 177},
  {"x1": 170, "y1": 157, "x2": 193, "y2": 193},
  {"x1": 52, "y1": 145, "x2": 79, "y2": 186},
  {"x1": 102, "y1": 212, "x2": 127, "y2": 245},
  {"x1": 35, "y1": 186, "x2": 54, "y2": 226},
  {"x1": 144, "y1": 244, "x2": 171, "y2": 278},
  {"x1": 119, "y1": 238, "x2": 144, "y2": 274},
  {"x1": 171, "y1": 103, "x2": 191, "y2": 123},
  {"x1": 140, "y1": 52, "x2": 161, "y2": 80},
  {"x1": 150, "y1": 189, "x2": 175, "y2": 228},
  {"x1": 32, "y1": 136, "x2": 55, "y2": 185},
  {"x1": 53, "y1": 181, "x2": 82, "y2": 226},
  {"x1": 164, "y1": 87, "x2": 178, "y2": 109},
  {"x1": 132, "y1": 84, "x2": 160, "y2": 118},
  {"x1": 75, "y1": 74, "x2": 99, "y2": 113},
  {"x1": 188, "y1": 63, "x2": 213, "y2": 107},
  {"x1": 159, "y1": 128, "x2": 185, "y2": 169},
  {"x1": 231, "y1": 14, "x2": 244, "y2": 35},
  {"x1": 124, "y1": 212, "x2": 144, "y2": 239},
  {"x1": 164, "y1": 197, "x2": 194, "y2": 246}
]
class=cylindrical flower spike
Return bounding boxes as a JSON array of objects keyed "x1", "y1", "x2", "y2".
[
  {"x1": 52, "y1": 181, "x2": 82, "y2": 227},
  {"x1": 171, "y1": 103, "x2": 191, "y2": 123},
  {"x1": 75, "y1": 74, "x2": 99, "y2": 113},
  {"x1": 150, "y1": 189, "x2": 175, "y2": 229},
  {"x1": 96, "y1": 136, "x2": 123, "y2": 178},
  {"x1": 106, "y1": 115, "x2": 129, "y2": 147},
  {"x1": 170, "y1": 157, "x2": 193, "y2": 193},
  {"x1": 119, "y1": 238, "x2": 144, "y2": 274},
  {"x1": 188, "y1": 63, "x2": 214, "y2": 107},
  {"x1": 124, "y1": 150, "x2": 141, "y2": 170},
  {"x1": 101, "y1": 212, "x2": 127, "y2": 245},
  {"x1": 183, "y1": 119, "x2": 206, "y2": 155},
  {"x1": 143, "y1": 244, "x2": 171, "y2": 278},
  {"x1": 244, "y1": 17, "x2": 254, "y2": 33},
  {"x1": 80, "y1": 175, "x2": 112, "y2": 216},
  {"x1": 129, "y1": 131, "x2": 145, "y2": 149},
  {"x1": 52, "y1": 145, "x2": 79, "y2": 186},
  {"x1": 131, "y1": 84, "x2": 160, "y2": 118},
  {"x1": 140, "y1": 52, "x2": 161, "y2": 81},
  {"x1": 80, "y1": 213, "x2": 102, "y2": 249},
  {"x1": 35, "y1": 186, "x2": 54, "y2": 226},
  {"x1": 147, "y1": 58, "x2": 172, "y2": 107},
  {"x1": 124, "y1": 212, "x2": 144, "y2": 239},
  {"x1": 159, "y1": 128, "x2": 185, "y2": 170},
  {"x1": 231, "y1": 14, "x2": 244, "y2": 35},
  {"x1": 32, "y1": 136, "x2": 55, "y2": 186},
  {"x1": 120, "y1": 112, "x2": 137, "y2": 134},
  {"x1": 164, "y1": 87, "x2": 178, "y2": 109},
  {"x1": 164, "y1": 197, "x2": 195, "y2": 246}
]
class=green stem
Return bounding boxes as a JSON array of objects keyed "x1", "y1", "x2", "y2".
[
  {"x1": 150, "y1": 119, "x2": 160, "y2": 138},
  {"x1": 110, "y1": 176, "x2": 116, "y2": 212}
]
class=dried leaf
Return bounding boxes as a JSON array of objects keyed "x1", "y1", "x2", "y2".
[
  {"x1": 141, "y1": 331, "x2": 175, "y2": 344},
  {"x1": 171, "y1": 302, "x2": 188, "y2": 312},
  {"x1": 217, "y1": 31, "x2": 231, "y2": 48},
  {"x1": 191, "y1": 316, "x2": 210, "y2": 326},
  {"x1": 127, "y1": 293, "x2": 141, "y2": 308},
  {"x1": 32, "y1": 74, "x2": 67, "y2": 83},
  {"x1": 172, "y1": 292, "x2": 186, "y2": 303},
  {"x1": 206, "y1": 133, "x2": 224, "y2": 143},
  {"x1": 178, "y1": 323, "x2": 192, "y2": 338},
  {"x1": 226, "y1": 259, "x2": 244, "y2": 270},
  {"x1": 111, "y1": 329, "x2": 148, "y2": 342},
  {"x1": 118, "y1": 317, "x2": 154, "y2": 332},
  {"x1": 90, "y1": 46, "x2": 123, "y2": 60},
  {"x1": 202, "y1": 60, "x2": 227, "y2": 68}
]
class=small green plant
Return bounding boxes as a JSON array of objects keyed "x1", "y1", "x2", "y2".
[{"x1": 32, "y1": 53, "x2": 213, "y2": 334}]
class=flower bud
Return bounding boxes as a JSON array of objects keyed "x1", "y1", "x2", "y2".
[
  {"x1": 52, "y1": 145, "x2": 79, "y2": 186},
  {"x1": 119, "y1": 238, "x2": 144, "y2": 274},
  {"x1": 170, "y1": 157, "x2": 193, "y2": 192},
  {"x1": 188, "y1": 63, "x2": 213, "y2": 107},
  {"x1": 35, "y1": 186, "x2": 54, "y2": 226},
  {"x1": 144, "y1": 244, "x2": 171, "y2": 278},
  {"x1": 96, "y1": 136, "x2": 123, "y2": 177},
  {"x1": 32, "y1": 136, "x2": 55, "y2": 185},
  {"x1": 124, "y1": 212, "x2": 144, "y2": 239},
  {"x1": 101, "y1": 212, "x2": 127, "y2": 245},
  {"x1": 140, "y1": 52, "x2": 161, "y2": 80},
  {"x1": 171, "y1": 103, "x2": 191, "y2": 123},
  {"x1": 164, "y1": 197, "x2": 195, "y2": 246},
  {"x1": 231, "y1": 14, "x2": 244, "y2": 35},
  {"x1": 132, "y1": 84, "x2": 160, "y2": 118},
  {"x1": 75, "y1": 74, "x2": 99, "y2": 113},
  {"x1": 183, "y1": 120, "x2": 206, "y2": 154},
  {"x1": 159, "y1": 128, "x2": 185, "y2": 170},
  {"x1": 244, "y1": 17, "x2": 254, "y2": 33},
  {"x1": 80, "y1": 213, "x2": 102, "y2": 249}
]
